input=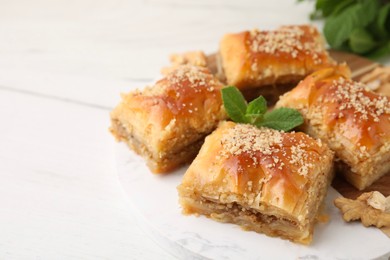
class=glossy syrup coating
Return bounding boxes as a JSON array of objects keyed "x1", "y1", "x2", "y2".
[
  {"x1": 123, "y1": 65, "x2": 225, "y2": 131},
  {"x1": 278, "y1": 65, "x2": 390, "y2": 155},
  {"x1": 221, "y1": 127, "x2": 328, "y2": 214},
  {"x1": 245, "y1": 25, "x2": 330, "y2": 68},
  {"x1": 110, "y1": 64, "x2": 227, "y2": 173},
  {"x1": 183, "y1": 122, "x2": 333, "y2": 215},
  {"x1": 219, "y1": 25, "x2": 335, "y2": 88}
]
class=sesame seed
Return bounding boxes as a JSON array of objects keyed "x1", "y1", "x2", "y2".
[
  {"x1": 330, "y1": 78, "x2": 390, "y2": 122},
  {"x1": 220, "y1": 124, "x2": 319, "y2": 178},
  {"x1": 248, "y1": 25, "x2": 325, "y2": 64},
  {"x1": 141, "y1": 65, "x2": 221, "y2": 100},
  {"x1": 166, "y1": 65, "x2": 217, "y2": 92},
  {"x1": 220, "y1": 124, "x2": 283, "y2": 157}
]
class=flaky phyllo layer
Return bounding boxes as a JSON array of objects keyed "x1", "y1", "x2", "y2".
[
  {"x1": 110, "y1": 65, "x2": 226, "y2": 173},
  {"x1": 178, "y1": 122, "x2": 334, "y2": 244},
  {"x1": 276, "y1": 65, "x2": 390, "y2": 190}
]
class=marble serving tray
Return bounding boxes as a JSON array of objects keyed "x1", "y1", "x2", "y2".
[{"x1": 115, "y1": 143, "x2": 390, "y2": 260}]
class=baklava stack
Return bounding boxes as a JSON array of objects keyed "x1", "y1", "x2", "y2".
[
  {"x1": 277, "y1": 65, "x2": 390, "y2": 190},
  {"x1": 218, "y1": 25, "x2": 335, "y2": 89},
  {"x1": 165, "y1": 25, "x2": 336, "y2": 103},
  {"x1": 110, "y1": 65, "x2": 226, "y2": 173},
  {"x1": 178, "y1": 121, "x2": 334, "y2": 244}
]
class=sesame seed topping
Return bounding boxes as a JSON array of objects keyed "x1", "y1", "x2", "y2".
[
  {"x1": 166, "y1": 65, "x2": 216, "y2": 92},
  {"x1": 220, "y1": 124, "x2": 283, "y2": 157},
  {"x1": 247, "y1": 25, "x2": 324, "y2": 64},
  {"x1": 219, "y1": 124, "x2": 320, "y2": 178},
  {"x1": 289, "y1": 141, "x2": 313, "y2": 177},
  {"x1": 140, "y1": 65, "x2": 221, "y2": 114},
  {"x1": 330, "y1": 77, "x2": 390, "y2": 122}
]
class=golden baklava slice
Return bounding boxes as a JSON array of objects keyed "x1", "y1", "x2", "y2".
[
  {"x1": 110, "y1": 65, "x2": 226, "y2": 173},
  {"x1": 218, "y1": 25, "x2": 335, "y2": 102},
  {"x1": 276, "y1": 65, "x2": 390, "y2": 190},
  {"x1": 178, "y1": 121, "x2": 334, "y2": 244}
]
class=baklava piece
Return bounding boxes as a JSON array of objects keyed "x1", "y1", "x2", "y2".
[
  {"x1": 218, "y1": 25, "x2": 335, "y2": 103},
  {"x1": 178, "y1": 121, "x2": 334, "y2": 244},
  {"x1": 110, "y1": 65, "x2": 226, "y2": 173},
  {"x1": 276, "y1": 65, "x2": 390, "y2": 190}
]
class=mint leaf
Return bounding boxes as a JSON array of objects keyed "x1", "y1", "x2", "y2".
[
  {"x1": 245, "y1": 96, "x2": 267, "y2": 125},
  {"x1": 258, "y1": 108, "x2": 304, "y2": 131},
  {"x1": 221, "y1": 86, "x2": 248, "y2": 123},
  {"x1": 324, "y1": 0, "x2": 379, "y2": 48},
  {"x1": 367, "y1": 41, "x2": 390, "y2": 59},
  {"x1": 246, "y1": 96, "x2": 267, "y2": 115},
  {"x1": 373, "y1": 3, "x2": 390, "y2": 39},
  {"x1": 331, "y1": 0, "x2": 355, "y2": 16},
  {"x1": 314, "y1": 0, "x2": 353, "y2": 18},
  {"x1": 348, "y1": 28, "x2": 378, "y2": 54},
  {"x1": 302, "y1": 0, "x2": 390, "y2": 59},
  {"x1": 221, "y1": 86, "x2": 304, "y2": 131}
]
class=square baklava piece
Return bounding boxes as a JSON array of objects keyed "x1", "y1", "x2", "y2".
[
  {"x1": 110, "y1": 65, "x2": 226, "y2": 173},
  {"x1": 218, "y1": 25, "x2": 335, "y2": 102},
  {"x1": 178, "y1": 121, "x2": 334, "y2": 244},
  {"x1": 276, "y1": 65, "x2": 390, "y2": 190}
]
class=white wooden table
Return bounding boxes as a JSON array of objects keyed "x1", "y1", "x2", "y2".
[{"x1": 1, "y1": 1, "x2": 380, "y2": 259}]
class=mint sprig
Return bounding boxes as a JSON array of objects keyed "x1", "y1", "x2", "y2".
[
  {"x1": 301, "y1": 0, "x2": 390, "y2": 59},
  {"x1": 221, "y1": 86, "x2": 303, "y2": 131}
]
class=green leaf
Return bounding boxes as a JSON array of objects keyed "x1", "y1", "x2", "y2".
[
  {"x1": 221, "y1": 86, "x2": 304, "y2": 131},
  {"x1": 348, "y1": 28, "x2": 378, "y2": 54},
  {"x1": 257, "y1": 108, "x2": 304, "y2": 132},
  {"x1": 221, "y1": 86, "x2": 248, "y2": 123},
  {"x1": 316, "y1": 0, "x2": 354, "y2": 18},
  {"x1": 245, "y1": 96, "x2": 267, "y2": 124},
  {"x1": 246, "y1": 96, "x2": 267, "y2": 115},
  {"x1": 367, "y1": 41, "x2": 390, "y2": 59},
  {"x1": 373, "y1": 3, "x2": 390, "y2": 39},
  {"x1": 310, "y1": 0, "x2": 356, "y2": 20},
  {"x1": 324, "y1": 0, "x2": 379, "y2": 48},
  {"x1": 331, "y1": 0, "x2": 356, "y2": 16}
]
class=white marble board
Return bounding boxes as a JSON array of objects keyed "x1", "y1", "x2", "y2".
[{"x1": 115, "y1": 143, "x2": 390, "y2": 259}]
